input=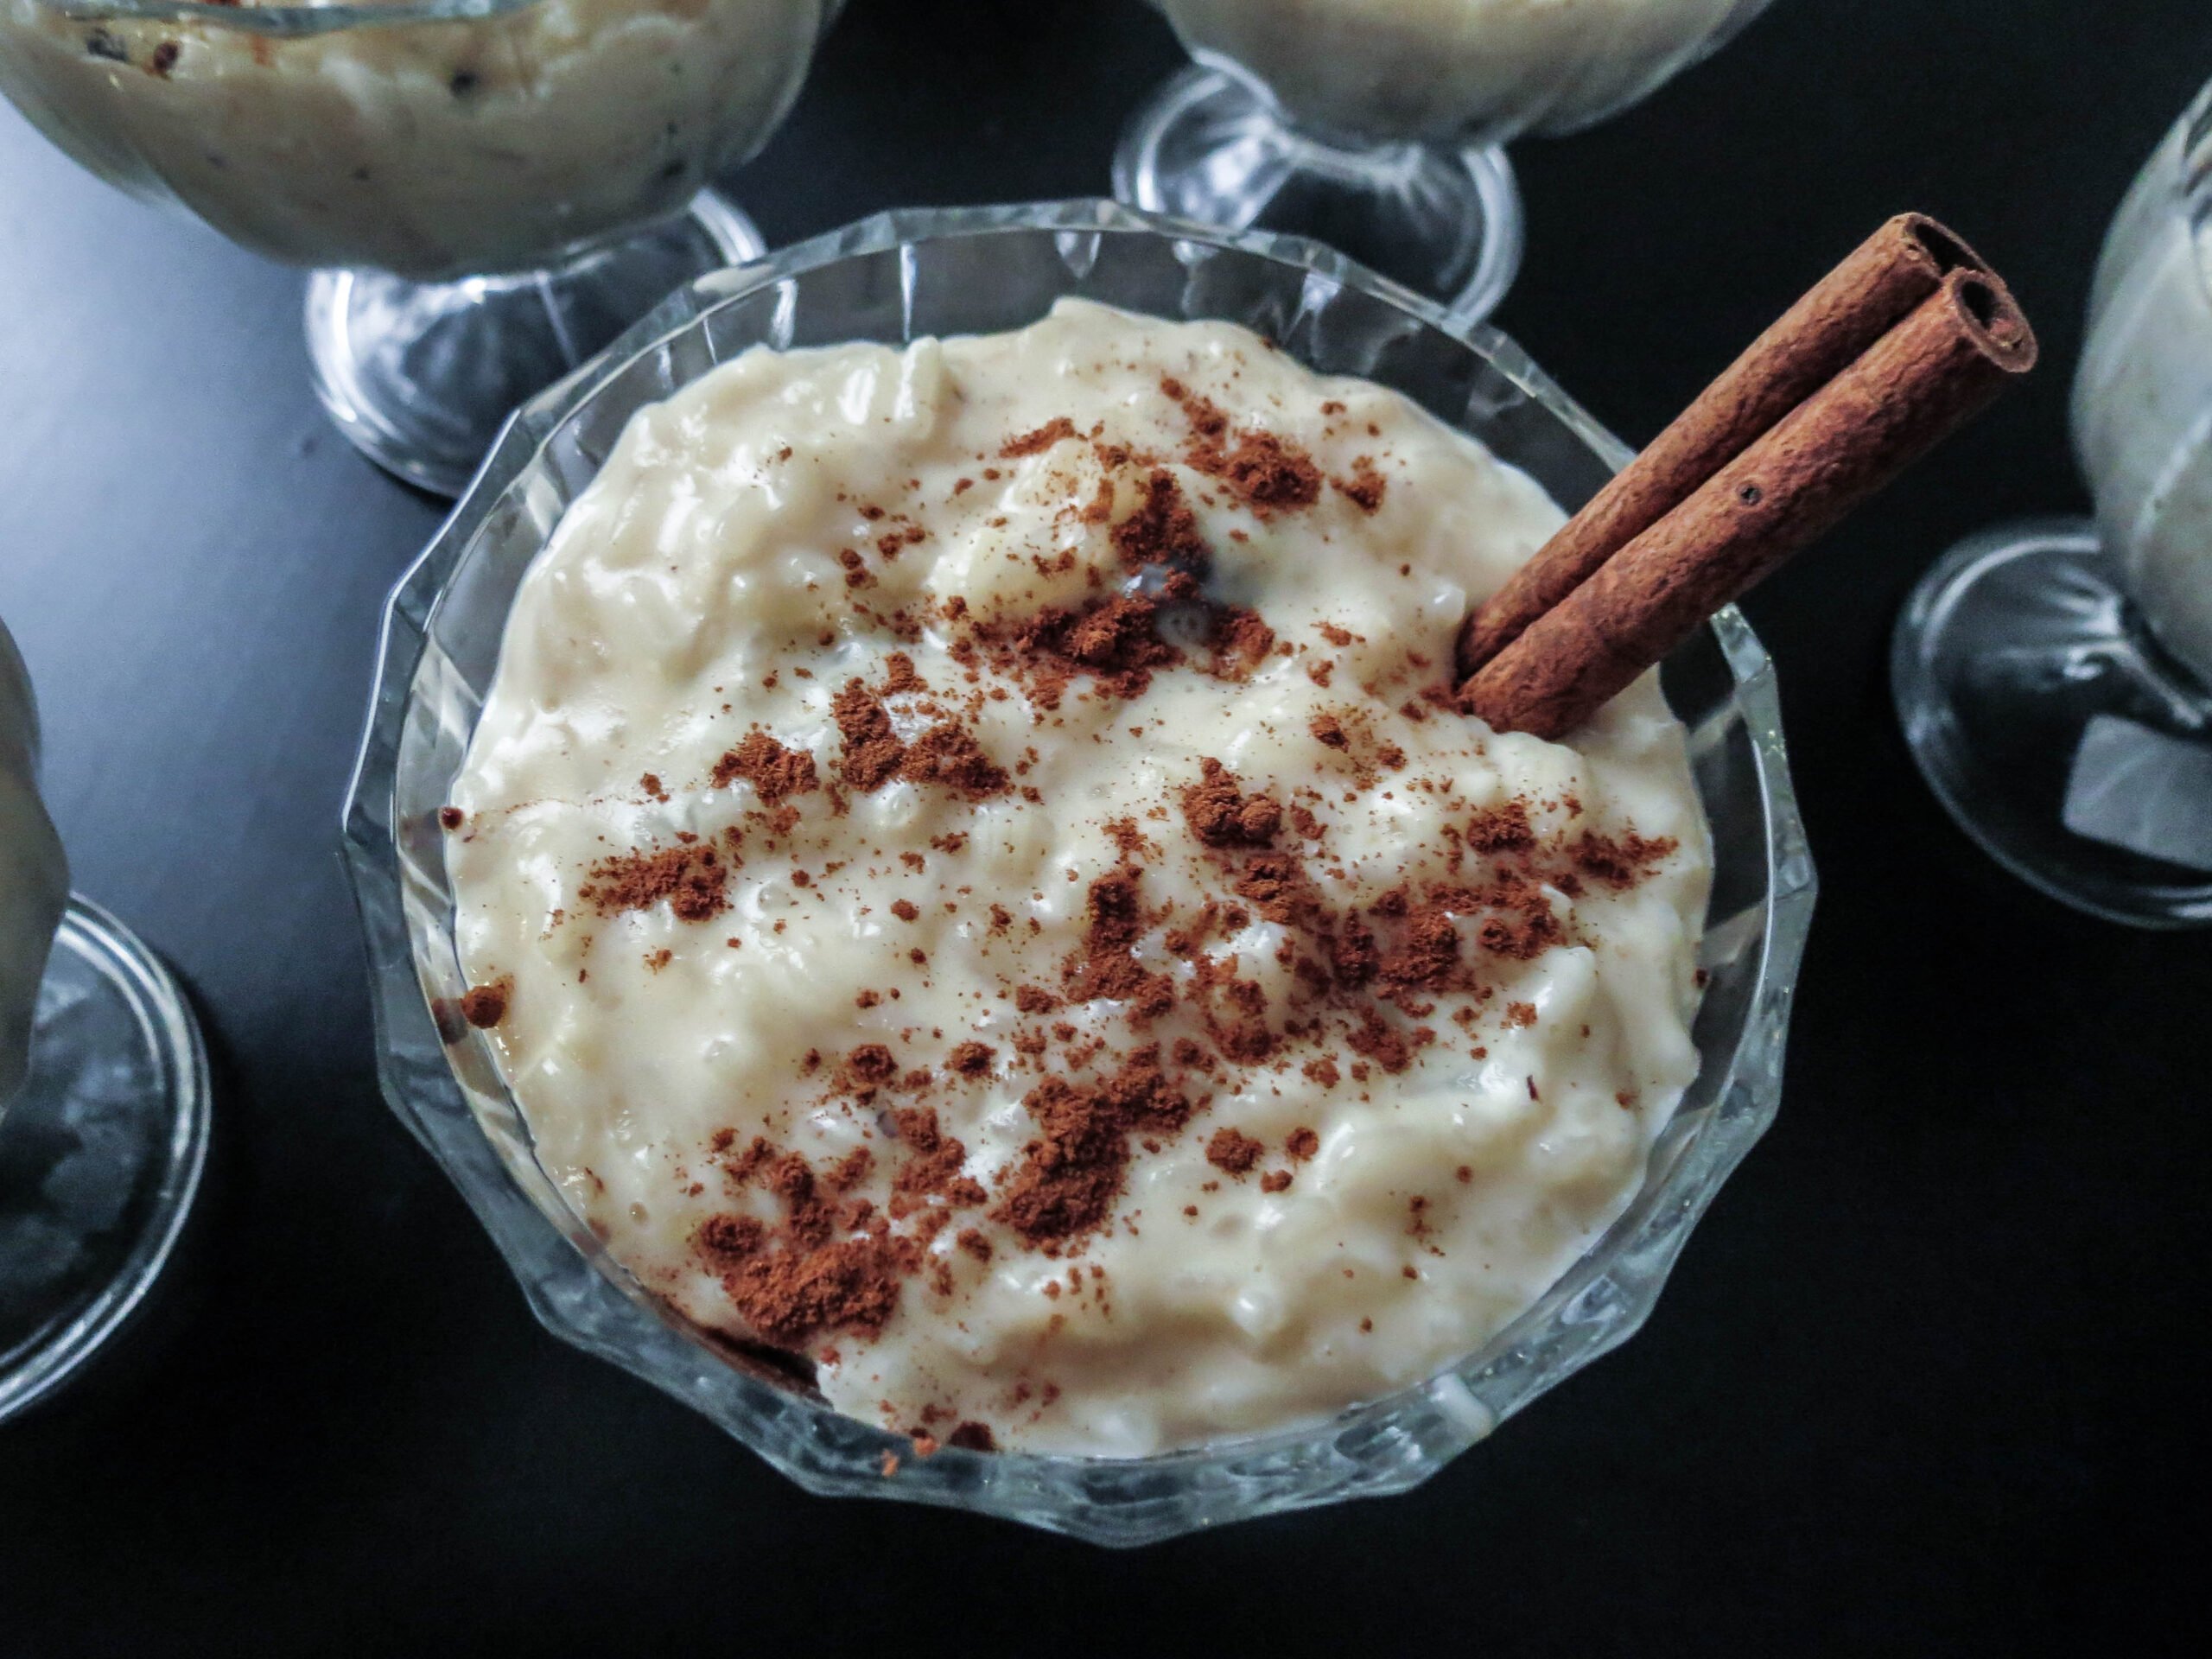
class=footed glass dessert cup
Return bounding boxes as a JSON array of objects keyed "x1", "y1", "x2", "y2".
[
  {"x1": 0, "y1": 0, "x2": 842, "y2": 496},
  {"x1": 1, "y1": 623, "x2": 210, "y2": 1424},
  {"x1": 1114, "y1": 0, "x2": 1780, "y2": 322},
  {"x1": 342, "y1": 200, "x2": 1815, "y2": 1545},
  {"x1": 1893, "y1": 79, "x2": 2212, "y2": 928}
]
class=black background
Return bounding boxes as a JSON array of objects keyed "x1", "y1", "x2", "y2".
[{"x1": 2, "y1": 3, "x2": 2207, "y2": 1653}]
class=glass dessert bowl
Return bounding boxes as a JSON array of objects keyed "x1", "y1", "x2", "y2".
[
  {"x1": 0, "y1": 0, "x2": 842, "y2": 495},
  {"x1": 1116, "y1": 0, "x2": 1782, "y2": 321},
  {"x1": 1892, "y1": 76, "x2": 2212, "y2": 927},
  {"x1": 341, "y1": 200, "x2": 1815, "y2": 1543},
  {"x1": 1, "y1": 621, "x2": 211, "y2": 1423}
]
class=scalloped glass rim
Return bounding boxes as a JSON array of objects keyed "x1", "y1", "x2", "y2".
[{"x1": 340, "y1": 200, "x2": 1815, "y2": 1547}]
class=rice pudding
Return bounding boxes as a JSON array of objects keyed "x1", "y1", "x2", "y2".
[
  {"x1": 1154, "y1": 0, "x2": 1758, "y2": 141},
  {"x1": 0, "y1": 0, "x2": 833, "y2": 279},
  {"x1": 442, "y1": 300, "x2": 1712, "y2": 1456}
]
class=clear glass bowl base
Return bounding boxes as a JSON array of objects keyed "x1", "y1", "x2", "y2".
[
  {"x1": 305, "y1": 192, "x2": 766, "y2": 499},
  {"x1": 1892, "y1": 519, "x2": 2212, "y2": 928},
  {"x1": 1113, "y1": 65, "x2": 1523, "y2": 324},
  {"x1": 0, "y1": 897, "x2": 211, "y2": 1423}
]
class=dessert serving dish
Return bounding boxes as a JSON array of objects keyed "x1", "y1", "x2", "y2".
[
  {"x1": 1116, "y1": 0, "x2": 1782, "y2": 320},
  {"x1": 0, "y1": 0, "x2": 842, "y2": 494},
  {"x1": 341, "y1": 200, "x2": 1815, "y2": 1544},
  {"x1": 1893, "y1": 75, "x2": 2212, "y2": 927},
  {"x1": 0, "y1": 625, "x2": 210, "y2": 1426}
]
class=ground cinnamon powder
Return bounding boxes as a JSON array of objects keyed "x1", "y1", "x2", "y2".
[
  {"x1": 1210, "y1": 606, "x2": 1276, "y2": 677},
  {"x1": 1061, "y1": 867, "x2": 1176, "y2": 1018},
  {"x1": 832, "y1": 678, "x2": 906, "y2": 791},
  {"x1": 1180, "y1": 758, "x2": 1282, "y2": 847},
  {"x1": 898, "y1": 722, "x2": 1010, "y2": 798},
  {"x1": 947, "y1": 1421, "x2": 997, "y2": 1452},
  {"x1": 1205, "y1": 1127, "x2": 1263, "y2": 1175},
  {"x1": 1166, "y1": 377, "x2": 1324, "y2": 517},
  {"x1": 993, "y1": 1048, "x2": 1192, "y2": 1249},
  {"x1": 1572, "y1": 830, "x2": 1679, "y2": 888},
  {"x1": 1471, "y1": 876, "x2": 1563, "y2": 960},
  {"x1": 999, "y1": 417, "x2": 1078, "y2": 459},
  {"x1": 713, "y1": 731, "x2": 819, "y2": 804},
  {"x1": 1376, "y1": 911, "x2": 1460, "y2": 990},
  {"x1": 724, "y1": 1237, "x2": 912, "y2": 1346},
  {"x1": 581, "y1": 843, "x2": 730, "y2": 922},
  {"x1": 947, "y1": 1041, "x2": 996, "y2": 1077},
  {"x1": 1344, "y1": 1006, "x2": 1414, "y2": 1074},
  {"x1": 1198, "y1": 429, "x2": 1323, "y2": 517},
  {"x1": 1110, "y1": 467, "x2": 1211, "y2": 573},
  {"x1": 1465, "y1": 798, "x2": 1536, "y2": 854},
  {"x1": 1333, "y1": 460, "x2": 1387, "y2": 513},
  {"x1": 880, "y1": 652, "x2": 927, "y2": 695},
  {"x1": 1230, "y1": 851, "x2": 1309, "y2": 925},
  {"x1": 889, "y1": 1107, "x2": 985, "y2": 1215},
  {"x1": 1002, "y1": 594, "x2": 1183, "y2": 705},
  {"x1": 460, "y1": 980, "x2": 510, "y2": 1028},
  {"x1": 693, "y1": 1147, "x2": 920, "y2": 1347}
]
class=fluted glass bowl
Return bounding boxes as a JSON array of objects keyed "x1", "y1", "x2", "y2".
[
  {"x1": 1116, "y1": 0, "x2": 1782, "y2": 320},
  {"x1": 0, "y1": 0, "x2": 842, "y2": 494},
  {"x1": 340, "y1": 200, "x2": 1815, "y2": 1547}
]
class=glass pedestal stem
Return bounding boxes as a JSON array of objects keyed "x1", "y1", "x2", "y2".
[
  {"x1": 1892, "y1": 520, "x2": 2212, "y2": 928},
  {"x1": 1114, "y1": 63, "x2": 1522, "y2": 324},
  {"x1": 305, "y1": 191, "x2": 766, "y2": 498}
]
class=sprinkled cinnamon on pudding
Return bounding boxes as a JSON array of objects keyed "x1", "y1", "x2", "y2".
[{"x1": 446, "y1": 301, "x2": 1710, "y2": 1457}]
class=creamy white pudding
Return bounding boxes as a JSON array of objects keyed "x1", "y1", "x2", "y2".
[
  {"x1": 444, "y1": 300, "x2": 1712, "y2": 1456},
  {"x1": 0, "y1": 624, "x2": 69, "y2": 1108},
  {"x1": 2072, "y1": 104, "x2": 2212, "y2": 685},
  {"x1": 1154, "y1": 0, "x2": 1754, "y2": 141},
  {"x1": 0, "y1": 0, "x2": 831, "y2": 280}
]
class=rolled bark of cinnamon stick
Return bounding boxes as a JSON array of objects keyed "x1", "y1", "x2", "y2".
[
  {"x1": 1456, "y1": 213, "x2": 1993, "y2": 679},
  {"x1": 1460, "y1": 268, "x2": 2037, "y2": 741}
]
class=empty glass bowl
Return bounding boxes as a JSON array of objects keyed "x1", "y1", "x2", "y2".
[
  {"x1": 1893, "y1": 77, "x2": 2212, "y2": 927},
  {"x1": 1115, "y1": 0, "x2": 1780, "y2": 321},
  {"x1": 0, "y1": 0, "x2": 842, "y2": 494},
  {"x1": 341, "y1": 200, "x2": 1815, "y2": 1544}
]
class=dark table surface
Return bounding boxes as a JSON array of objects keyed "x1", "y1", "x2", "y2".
[{"x1": 3, "y1": 3, "x2": 2206, "y2": 1653}]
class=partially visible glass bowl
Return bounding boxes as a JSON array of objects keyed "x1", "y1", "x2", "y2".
[
  {"x1": 1, "y1": 630, "x2": 210, "y2": 1427},
  {"x1": 1150, "y1": 0, "x2": 1781, "y2": 146},
  {"x1": 0, "y1": 0, "x2": 835, "y2": 278},
  {"x1": 340, "y1": 200, "x2": 1815, "y2": 1547},
  {"x1": 1116, "y1": 0, "x2": 1782, "y2": 320},
  {"x1": 0, "y1": 0, "x2": 842, "y2": 494},
  {"x1": 1891, "y1": 77, "x2": 2212, "y2": 928}
]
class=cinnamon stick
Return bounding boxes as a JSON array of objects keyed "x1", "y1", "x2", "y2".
[
  {"x1": 1456, "y1": 213, "x2": 1993, "y2": 679},
  {"x1": 1460, "y1": 267, "x2": 2037, "y2": 741}
]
